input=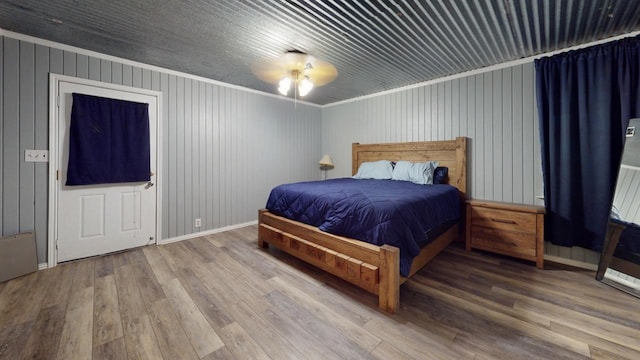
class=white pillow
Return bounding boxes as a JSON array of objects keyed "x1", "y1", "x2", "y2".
[
  {"x1": 392, "y1": 160, "x2": 439, "y2": 185},
  {"x1": 353, "y1": 160, "x2": 394, "y2": 179}
]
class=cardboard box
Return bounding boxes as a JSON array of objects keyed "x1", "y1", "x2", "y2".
[{"x1": 0, "y1": 232, "x2": 38, "y2": 283}]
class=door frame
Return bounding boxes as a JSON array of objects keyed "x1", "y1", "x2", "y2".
[{"x1": 48, "y1": 74, "x2": 163, "y2": 267}]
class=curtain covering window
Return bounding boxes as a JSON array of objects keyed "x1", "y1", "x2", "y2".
[
  {"x1": 67, "y1": 93, "x2": 151, "y2": 186},
  {"x1": 535, "y1": 35, "x2": 640, "y2": 251}
]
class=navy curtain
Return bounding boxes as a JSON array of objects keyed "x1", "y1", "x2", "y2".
[
  {"x1": 535, "y1": 36, "x2": 640, "y2": 251},
  {"x1": 67, "y1": 93, "x2": 151, "y2": 185}
]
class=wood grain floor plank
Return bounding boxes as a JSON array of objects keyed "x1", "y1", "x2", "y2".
[
  {"x1": 201, "y1": 346, "x2": 236, "y2": 360},
  {"x1": 211, "y1": 249, "x2": 275, "y2": 296},
  {"x1": 403, "y1": 284, "x2": 583, "y2": 360},
  {"x1": 256, "y1": 304, "x2": 345, "y2": 360},
  {"x1": 420, "y1": 263, "x2": 516, "y2": 307},
  {"x1": 550, "y1": 321, "x2": 640, "y2": 359},
  {"x1": 205, "y1": 233, "x2": 228, "y2": 248},
  {"x1": 0, "y1": 270, "x2": 39, "y2": 326},
  {"x1": 219, "y1": 240, "x2": 278, "y2": 280},
  {"x1": 70, "y1": 258, "x2": 96, "y2": 294},
  {"x1": 125, "y1": 248, "x2": 147, "y2": 264},
  {"x1": 93, "y1": 275, "x2": 124, "y2": 346},
  {"x1": 407, "y1": 280, "x2": 592, "y2": 357},
  {"x1": 267, "y1": 275, "x2": 382, "y2": 352},
  {"x1": 10, "y1": 267, "x2": 63, "y2": 326},
  {"x1": 464, "y1": 260, "x2": 640, "y2": 328},
  {"x1": 501, "y1": 288, "x2": 640, "y2": 351},
  {"x1": 364, "y1": 314, "x2": 473, "y2": 360},
  {"x1": 94, "y1": 255, "x2": 114, "y2": 278},
  {"x1": 92, "y1": 337, "x2": 127, "y2": 360},
  {"x1": 174, "y1": 267, "x2": 234, "y2": 331},
  {"x1": 189, "y1": 260, "x2": 244, "y2": 308},
  {"x1": 451, "y1": 327, "x2": 585, "y2": 360},
  {"x1": 264, "y1": 289, "x2": 374, "y2": 359},
  {"x1": 122, "y1": 314, "x2": 164, "y2": 360},
  {"x1": 371, "y1": 340, "x2": 418, "y2": 360},
  {"x1": 143, "y1": 245, "x2": 176, "y2": 285},
  {"x1": 158, "y1": 242, "x2": 193, "y2": 272},
  {"x1": 0, "y1": 320, "x2": 35, "y2": 360},
  {"x1": 162, "y1": 278, "x2": 224, "y2": 357},
  {"x1": 56, "y1": 286, "x2": 94, "y2": 360},
  {"x1": 19, "y1": 305, "x2": 66, "y2": 360},
  {"x1": 226, "y1": 300, "x2": 310, "y2": 360},
  {"x1": 141, "y1": 243, "x2": 164, "y2": 262},
  {"x1": 40, "y1": 261, "x2": 76, "y2": 309},
  {"x1": 147, "y1": 298, "x2": 199, "y2": 360},
  {"x1": 218, "y1": 322, "x2": 270, "y2": 360},
  {"x1": 110, "y1": 252, "x2": 130, "y2": 268},
  {"x1": 291, "y1": 277, "x2": 375, "y2": 326},
  {"x1": 132, "y1": 258, "x2": 166, "y2": 305},
  {"x1": 411, "y1": 273, "x2": 552, "y2": 327},
  {"x1": 589, "y1": 345, "x2": 635, "y2": 360},
  {"x1": 113, "y1": 264, "x2": 146, "y2": 324},
  {"x1": 182, "y1": 237, "x2": 223, "y2": 263},
  {"x1": 195, "y1": 252, "x2": 273, "y2": 306}
]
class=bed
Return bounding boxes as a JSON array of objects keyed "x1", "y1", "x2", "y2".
[{"x1": 258, "y1": 137, "x2": 467, "y2": 313}]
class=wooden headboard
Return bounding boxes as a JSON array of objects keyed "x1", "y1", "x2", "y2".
[{"x1": 352, "y1": 137, "x2": 468, "y2": 198}]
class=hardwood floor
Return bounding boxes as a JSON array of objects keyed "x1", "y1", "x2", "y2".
[{"x1": 1, "y1": 225, "x2": 640, "y2": 359}]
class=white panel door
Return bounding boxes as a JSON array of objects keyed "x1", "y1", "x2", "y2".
[{"x1": 56, "y1": 80, "x2": 158, "y2": 262}]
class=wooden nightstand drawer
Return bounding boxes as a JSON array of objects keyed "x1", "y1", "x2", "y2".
[
  {"x1": 469, "y1": 226, "x2": 536, "y2": 259},
  {"x1": 466, "y1": 199, "x2": 545, "y2": 269},
  {"x1": 470, "y1": 207, "x2": 536, "y2": 234}
]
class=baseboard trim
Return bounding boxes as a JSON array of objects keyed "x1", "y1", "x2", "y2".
[
  {"x1": 159, "y1": 220, "x2": 258, "y2": 245},
  {"x1": 38, "y1": 263, "x2": 48, "y2": 270},
  {"x1": 543, "y1": 255, "x2": 598, "y2": 271}
]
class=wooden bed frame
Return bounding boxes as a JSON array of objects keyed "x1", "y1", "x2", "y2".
[{"x1": 258, "y1": 137, "x2": 468, "y2": 313}]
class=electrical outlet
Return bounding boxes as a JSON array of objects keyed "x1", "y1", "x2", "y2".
[
  {"x1": 627, "y1": 126, "x2": 635, "y2": 137},
  {"x1": 195, "y1": 218, "x2": 201, "y2": 227}
]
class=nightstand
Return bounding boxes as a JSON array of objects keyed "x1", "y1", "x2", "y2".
[{"x1": 466, "y1": 199, "x2": 545, "y2": 269}]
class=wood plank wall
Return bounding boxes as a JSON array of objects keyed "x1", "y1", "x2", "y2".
[
  {"x1": 321, "y1": 63, "x2": 601, "y2": 265},
  {"x1": 0, "y1": 35, "x2": 322, "y2": 264}
]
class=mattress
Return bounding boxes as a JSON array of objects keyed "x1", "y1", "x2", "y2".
[{"x1": 265, "y1": 178, "x2": 461, "y2": 276}]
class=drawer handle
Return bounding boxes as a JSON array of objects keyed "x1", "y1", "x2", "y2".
[{"x1": 490, "y1": 218, "x2": 516, "y2": 224}]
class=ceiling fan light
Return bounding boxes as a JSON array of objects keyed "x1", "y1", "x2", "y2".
[
  {"x1": 278, "y1": 77, "x2": 291, "y2": 95},
  {"x1": 298, "y1": 76, "x2": 314, "y2": 97}
]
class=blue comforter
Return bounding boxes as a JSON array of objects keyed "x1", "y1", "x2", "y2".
[{"x1": 265, "y1": 178, "x2": 461, "y2": 276}]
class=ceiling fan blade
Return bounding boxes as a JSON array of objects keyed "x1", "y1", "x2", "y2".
[
  {"x1": 250, "y1": 58, "x2": 289, "y2": 84},
  {"x1": 305, "y1": 59, "x2": 338, "y2": 86}
]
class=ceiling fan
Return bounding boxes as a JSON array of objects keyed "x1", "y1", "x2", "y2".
[{"x1": 251, "y1": 50, "x2": 337, "y2": 98}]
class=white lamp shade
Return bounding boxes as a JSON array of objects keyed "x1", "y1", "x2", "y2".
[
  {"x1": 319, "y1": 154, "x2": 334, "y2": 169},
  {"x1": 298, "y1": 76, "x2": 314, "y2": 97},
  {"x1": 278, "y1": 77, "x2": 291, "y2": 95}
]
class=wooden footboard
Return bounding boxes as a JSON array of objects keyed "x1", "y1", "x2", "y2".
[
  {"x1": 258, "y1": 209, "x2": 459, "y2": 313},
  {"x1": 258, "y1": 209, "x2": 400, "y2": 312}
]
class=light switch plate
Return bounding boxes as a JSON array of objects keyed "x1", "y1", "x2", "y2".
[{"x1": 25, "y1": 150, "x2": 49, "y2": 162}]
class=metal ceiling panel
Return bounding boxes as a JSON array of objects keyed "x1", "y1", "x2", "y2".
[{"x1": 1, "y1": 0, "x2": 639, "y2": 105}]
